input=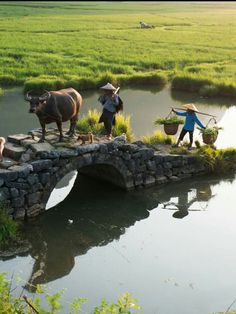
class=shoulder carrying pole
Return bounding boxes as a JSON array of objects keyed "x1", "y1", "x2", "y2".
[
  {"x1": 173, "y1": 107, "x2": 217, "y2": 118},
  {"x1": 114, "y1": 87, "x2": 120, "y2": 95}
]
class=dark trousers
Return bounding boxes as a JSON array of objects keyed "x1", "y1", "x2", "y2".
[
  {"x1": 99, "y1": 109, "x2": 116, "y2": 135},
  {"x1": 178, "y1": 128, "x2": 193, "y2": 146}
]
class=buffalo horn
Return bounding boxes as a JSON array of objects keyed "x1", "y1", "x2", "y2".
[
  {"x1": 25, "y1": 91, "x2": 33, "y2": 101},
  {"x1": 39, "y1": 90, "x2": 50, "y2": 101}
]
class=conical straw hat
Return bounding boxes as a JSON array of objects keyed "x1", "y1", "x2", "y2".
[
  {"x1": 100, "y1": 82, "x2": 116, "y2": 91},
  {"x1": 182, "y1": 103, "x2": 199, "y2": 112}
]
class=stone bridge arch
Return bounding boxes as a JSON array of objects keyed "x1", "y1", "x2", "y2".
[
  {"x1": 0, "y1": 132, "x2": 206, "y2": 219},
  {"x1": 40, "y1": 154, "x2": 131, "y2": 215}
]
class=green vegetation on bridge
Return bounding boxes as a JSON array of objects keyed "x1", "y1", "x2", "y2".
[{"x1": 0, "y1": 2, "x2": 236, "y2": 97}]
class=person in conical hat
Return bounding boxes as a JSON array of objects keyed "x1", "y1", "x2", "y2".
[
  {"x1": 98, "y1": 82, "x2": 123, "y2": 140},
  {"x1": 172, "y1": 103, "x2": 205, "y2": 150}
]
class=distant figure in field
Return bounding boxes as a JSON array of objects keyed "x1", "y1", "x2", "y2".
[
  {"x1": 0, "y1": 137, "x2": 6, "y2": 162},
  {"x1": 139, "y1": 21, "x2": 155, "y2": 29}
]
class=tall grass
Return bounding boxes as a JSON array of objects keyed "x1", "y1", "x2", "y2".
[
  {"x1": 77, "y1": 109, "x2": 134, "y2": 142},
  {"x1": 142, "y1": 130, "x2": 174, "y2": 145},
  {"x1": 195, "y1": 146, "x2": 236, "y2": 173},
  {"x1": 172, "y1": 72, "x2": 236, "y2": 98}
]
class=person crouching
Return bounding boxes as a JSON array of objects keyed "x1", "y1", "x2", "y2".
[
  {"x1": 98, "y1": 82, "x2": 122, "y2": 140},
  {"x1": 0, "y1": 137, "x2": 6, "y2": 162},
  {"x1": 172, "y1": 104, "x2": 205, "y2": 150}
]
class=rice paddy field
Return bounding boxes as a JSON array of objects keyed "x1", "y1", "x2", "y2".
[{"x1": 1, "y1": 1, "x2": 236, "y2": 97}]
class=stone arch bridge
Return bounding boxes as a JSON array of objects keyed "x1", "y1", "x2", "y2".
[{"x1": 0, "y1": 129, "x2": 206, "y2": 219}]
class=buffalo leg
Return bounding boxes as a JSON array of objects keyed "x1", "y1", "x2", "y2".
[
  {"x1": 56, "y1": 121, "x2": 63, "y2": 142},
  {"x1": 39, "y1": 122, "x2": 46, "y2": 143},
  {"x1": 67, "y1": 116, "x2": 78, "y2": 137}
]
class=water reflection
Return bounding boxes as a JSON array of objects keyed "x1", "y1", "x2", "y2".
[
  {"x1": 18, "y1": 173, "x2": 232, "y2": 290},
  {"x1": 46, "y1": 171, "x2": 78, "y2": 210},
  {"x1": 162, "y1": 182, "x2": 213, "y2": 219}
]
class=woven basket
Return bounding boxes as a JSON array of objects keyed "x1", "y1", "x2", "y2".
[
  {"x1": 202, "y1": 132, "x2": 218, "y2": 145},
  {"x1": 164, "y1": 123, "x2": 179, "y2": 135}
]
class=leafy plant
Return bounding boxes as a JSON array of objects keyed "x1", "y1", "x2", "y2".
[
  {"x1": 198, "y1": 126, "x2": 223, "y2": 136},
  {"x1": 0, "y1": 273, "x2": 140, "y2": 314},
  {"x1": 154, "y1": 116, "x2": 184, "y2": 125}
]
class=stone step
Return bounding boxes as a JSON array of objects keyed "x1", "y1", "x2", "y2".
[
  {"x1": 7, "y1": 134, "x2": 32, "y2": 145},
  {"x1": 0, "y1": 158, "x2": 18, "y2": 169},
  {"x1": 30, "y1": 142, "x2": 54, "y2": 153},
  {"x1": 3, "y1": 143, "x2": 27, "y2": 161}
]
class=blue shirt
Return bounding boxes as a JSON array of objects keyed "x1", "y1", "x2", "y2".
[
  {"x1": 98, "y1": 94, "x2": 119, "y2": 113},
  {"x1": 175, "y1": 111, "x2": 204, "y2": 131}
]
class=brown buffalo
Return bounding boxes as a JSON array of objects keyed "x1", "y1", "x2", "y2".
[{"x1": 25, "y1": 88, "x2": 82, "y2": 142}]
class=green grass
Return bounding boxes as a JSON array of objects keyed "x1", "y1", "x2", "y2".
[
  {"x1": 0, "y1": 205, "x2": 17, "y2": 247},
  {"x1": 77, "y1": 109, "x2": 134, "y2": 142},
  {"x1": 0, "y1": 2, "x2": 236, "y2": 97},
  {"x1": 142, "y1": 130, "x2": 174, "y2": 145},
  {"x1": 195, "y1": 146, "x2": 236, "y2": 173}
]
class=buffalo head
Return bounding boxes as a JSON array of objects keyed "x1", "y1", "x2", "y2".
[{"x1": 25, "y1": 90, "x2": 50, "y2": 113}]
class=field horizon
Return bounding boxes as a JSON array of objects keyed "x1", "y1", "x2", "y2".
[{"x1": 0, "y1": 1, "x2": 236, "y2": 98}]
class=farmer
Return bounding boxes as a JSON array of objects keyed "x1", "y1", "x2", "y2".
[
  {"x1": 98, "y1": 82, "x2": 123, "y2": 140},
  {"x1": 172, "y1": 103, "x2": 205, "y2": 150}
]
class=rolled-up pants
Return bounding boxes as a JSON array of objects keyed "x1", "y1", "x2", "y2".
[
  {"x1": 178, "y1": 128, "x2": 193, "y2": 145},
  {"x1": 99, "y1": 109, "x2": 116, "y2": 135}
]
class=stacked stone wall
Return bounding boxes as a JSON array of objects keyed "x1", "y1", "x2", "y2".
[{"x1": 0, "y1": 135, "x2": 206, "y2": 219}]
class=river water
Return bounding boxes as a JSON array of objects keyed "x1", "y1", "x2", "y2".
[{"x1": 1, "y1": 87, "x2": 236, "y2": 314}]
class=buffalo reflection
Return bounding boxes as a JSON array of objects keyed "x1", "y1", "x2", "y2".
[{"x1": 21, "y1": 173, "x2": 233, "y2": 291}]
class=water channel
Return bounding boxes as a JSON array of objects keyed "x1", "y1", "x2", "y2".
[{"x1": 1, "y1": 86, "x2": 236, "y2": 314}]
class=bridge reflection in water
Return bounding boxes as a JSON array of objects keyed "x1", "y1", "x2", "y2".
[
  {"x1": 18, "y1": 172, "x2": 233, "y2": 291},
  {"x1": 46, "y1": 170, "x2": 78, "y2": 210}
]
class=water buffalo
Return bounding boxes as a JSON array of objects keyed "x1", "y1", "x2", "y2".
[{"x1": 25, "y1": 88, "x2": 82, "y2": 142}]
